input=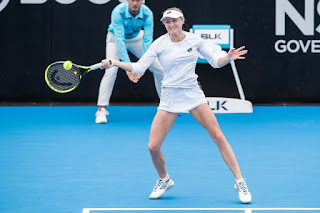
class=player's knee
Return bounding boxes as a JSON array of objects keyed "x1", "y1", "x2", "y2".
[
  {"x1": 212, "y1": 132, "x2": 226, "y2": 146},
  {"x1": 148, "y1": 143, "x2": 161, "y2": 154}
]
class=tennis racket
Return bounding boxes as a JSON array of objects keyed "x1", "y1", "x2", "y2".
[{"x1": 45, "y1": 61, "x2": 103, "y2": 93}]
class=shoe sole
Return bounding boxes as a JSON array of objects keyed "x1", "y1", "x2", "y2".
[
  {"x1": 95, "y1": 121, "x2": 107, "y2": 124},
  {"x1": 239, "y1": 194, "x2": 252, "y2": 204},
  {"x1": 149, "y1": 180, "x2": 174, "y2": 199},
  {"x1": 240, "y1": 199, "x2": 251, "y2": 204},
  {"x1": 95, "y1": 118, "x2": 107, "y2": 124}
]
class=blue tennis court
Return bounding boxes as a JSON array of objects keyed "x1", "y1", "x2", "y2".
[{"x1": 0, "y1": 106, "x2": 319, "y2": 213}]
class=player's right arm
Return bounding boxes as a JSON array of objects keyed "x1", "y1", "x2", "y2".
[
  {"x1": 101, "y1": 39, "x2": 159, "y2": 74},
  {"x1": 101, "y1": 59, "x2": 133, "y2": 71}
]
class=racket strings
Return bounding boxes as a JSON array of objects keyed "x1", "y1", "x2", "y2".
[{"x1": 46, "y1": 63, "x2": 81, "y2": 92}]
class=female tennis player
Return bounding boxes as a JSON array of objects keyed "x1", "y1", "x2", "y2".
[{"x1": 100, "y1": 7, "x2": 251, "y2": 203}]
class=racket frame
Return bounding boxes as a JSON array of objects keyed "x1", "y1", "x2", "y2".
[{"x1": 45, "y1": 61, "x2": 101, "y2": 93}]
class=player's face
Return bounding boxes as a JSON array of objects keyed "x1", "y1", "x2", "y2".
[
  {"x1": 127, "y1": 0, "x2": 143, "y2": 16},
  {"x1": 162, "y1": 17, "x2": 184, "y2": 35}
]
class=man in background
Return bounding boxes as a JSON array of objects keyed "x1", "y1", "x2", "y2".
[{"x1": 95, "y1": 0, "x2": 163, "y2": 123}]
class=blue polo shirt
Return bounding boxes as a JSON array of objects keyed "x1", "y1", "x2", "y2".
[{"x1": 107, "y1": 2, "x2": 154, "y2": 63}]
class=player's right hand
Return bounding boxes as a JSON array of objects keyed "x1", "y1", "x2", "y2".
[{"x1": 100, "y1": 59, "x2": 114, "y2": 69}]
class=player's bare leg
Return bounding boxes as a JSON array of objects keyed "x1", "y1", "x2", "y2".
[
  {"x1": 148, "y1": 110, "x2": 177, "y2": 199},
  {"x1": 190, "y1": 103, "x2": 251, "y2": 203},
  {"x1": 149, "y1": 110, "x2": 177, "y2": 177},
  {"x1": 190, "y1": 103, "x2": 242, "y2": 178}
]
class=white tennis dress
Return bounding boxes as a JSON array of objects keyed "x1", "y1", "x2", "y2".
[{"x1": 131, "y1": 31, "x2": 225, "y2": 113}]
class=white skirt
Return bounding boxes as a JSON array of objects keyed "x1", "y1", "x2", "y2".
[{"x1": 158, "y1": 86, "x2": 208, "y2": 113}]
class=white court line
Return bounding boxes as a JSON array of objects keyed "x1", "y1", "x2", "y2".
[{"x1": 82, "y1": 208, "x2": 320, "y2": 213}]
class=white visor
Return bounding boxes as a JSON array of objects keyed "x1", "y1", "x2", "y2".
[{"x1": 160, "y1": 10, "x2": 184, "y2": 21}]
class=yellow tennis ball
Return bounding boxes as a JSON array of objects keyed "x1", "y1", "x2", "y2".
[{"x1": 63, "y1": 61, "x2": 72, "y2": 70}]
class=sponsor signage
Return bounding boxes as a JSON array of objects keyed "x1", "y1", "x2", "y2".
[
  {"x1": 192, "y1": 25, "x2": 231, "y2": 49},
  {"x1": 275, "y1": 0, "x2": 320, "y2": 53},
  {"x1": 207, "y1": 98, "x2": 253, "y2": 114},
  {"x1": 0, "y1": 0, "x2": 136, "y2": 12}
]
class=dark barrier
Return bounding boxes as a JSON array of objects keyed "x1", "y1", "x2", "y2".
[{"x1": 0, "y1": 0, "x2": 319, "y2": 104}]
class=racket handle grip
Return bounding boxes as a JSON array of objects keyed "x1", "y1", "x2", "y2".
[{"x1": 90, "y1": 63, "x2": 102, "y2": 70}]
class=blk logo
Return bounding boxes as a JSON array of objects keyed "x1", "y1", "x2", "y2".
[
  {"x1": 211, "y1": 101, "x2": 228, "y2": 111},
  {"x1": 187, "y1": 48, "x2": 192, "y2": 52},
  {"x1": 201, "y1": 33, "x2": 222, "y2": 40}
]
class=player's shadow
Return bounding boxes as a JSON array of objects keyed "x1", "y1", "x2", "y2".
[{"x1": 149, "y1": 196, "x2": 181, "y2": 201}]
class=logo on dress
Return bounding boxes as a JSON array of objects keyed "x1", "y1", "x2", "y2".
[{"x1": 187, "y1": 48, "x2": 192, "y2": 52}]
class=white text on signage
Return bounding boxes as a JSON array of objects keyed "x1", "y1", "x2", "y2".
[{"x1": 275, "y1": 0, "x2": 320, "y2": 53}]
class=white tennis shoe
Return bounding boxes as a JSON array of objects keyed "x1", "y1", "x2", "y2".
[
  {"x1": 234, "y1": 179, "x2": 252, "y2": 203},
  {"x1": 149, "y1": 178, "x2": 175, "y2": 199},
  {"x1": 95, "y1": 108, "x2": 109, "y2": 124}
]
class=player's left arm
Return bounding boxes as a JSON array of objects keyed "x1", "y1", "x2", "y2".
[
  {"x1": 198, "y1": 36, "x2": 247, "y2": 68},
  {"x1": 217, "y1": 46, "x2": 248, "y2": 67}
]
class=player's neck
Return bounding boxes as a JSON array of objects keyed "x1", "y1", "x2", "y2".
[{"x1": 169, "y1": 31, "x2": 185, "y2": 42}]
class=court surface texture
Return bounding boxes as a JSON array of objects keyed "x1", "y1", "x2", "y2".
[{"x1": 0, "y1": 106, "x2": 319, "y2": 213}]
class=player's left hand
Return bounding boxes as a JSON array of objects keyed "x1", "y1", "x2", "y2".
[
  {"x1": 131, "y1": 72, "x2": 145, "y2": 83},
  {"x1": 227, "y1": 46, "x2": 248, "y2": 61}
]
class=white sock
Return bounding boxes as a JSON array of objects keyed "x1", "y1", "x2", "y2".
[
  {"x1": 159, "y1": 174, "x2": 169, "y2": 182},
  {"x1": 236, "y1": 178, "x2": 245, "y2": 184}
]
